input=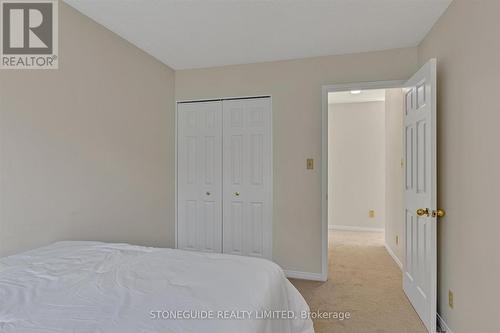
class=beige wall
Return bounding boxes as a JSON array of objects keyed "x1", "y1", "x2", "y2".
[
  {"x1": 418, "y1": 0, "x2": 500, "y2": 332},
  {"x1": 384, "y1": 89, "x2": 405, "y2": 263},
  {"x1": 0, "y1": 3, "x2": 176, "y2": 257},
  {"x1": 328, "y1": 101, "x2": 386, "y2": 230},
  {"x1": 176, "y1": 48, "x2": 418, "y2": 273}
]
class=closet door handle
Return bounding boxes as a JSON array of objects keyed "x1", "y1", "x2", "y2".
[
  {"x1": 206, "y1": 191, "x2": 211, "y2": 196},
  {"x1": 234, "y1": 192, "x2": 240, "y2": 197}
]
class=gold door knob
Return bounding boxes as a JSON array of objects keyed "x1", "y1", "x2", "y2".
[
  {"x1": 234, "y1": 192, "x2": 240, "y2": 197},
  {"x1": 432, "y1": 209, "x2": 446, "y2": 218},
  {"x1": 416, "y1": 208, "x2": 430, "y2": 217}
]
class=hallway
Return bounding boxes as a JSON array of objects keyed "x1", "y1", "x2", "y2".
[{"x1": 290, "y1": 231, "x2": 427, "y2": 333}]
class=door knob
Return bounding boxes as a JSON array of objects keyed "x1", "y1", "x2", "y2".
[
  {"x1": 432, "y1": 209, "x2": 446, "y2": 217},
  {"x1": 416, "y1": 208, "x2": 430, "y2": 217},
  {"x1": 206, "y1": 191, "x2": 211, "y2": 196},
  {"x1": 234, "y1": 192, "x2": 240, "y2": 197}
]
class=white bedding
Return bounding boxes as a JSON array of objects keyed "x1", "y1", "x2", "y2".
[{"x1": 0, "y1": 241, "x2": 314, "y2": 333}]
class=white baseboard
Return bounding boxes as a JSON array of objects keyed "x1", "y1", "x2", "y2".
[
  {"x1": 284, "y1": 270, "x2": 326, "y2": 282},
  {"x1": 329, "y1": 225, "x2": 384, "y2": 233},
  {"x1": 384, "y1": 243, "x2": 403, "y2": 270},
  {"x1": 437, "y1": 313, "x2": 453, "y2": 333}
]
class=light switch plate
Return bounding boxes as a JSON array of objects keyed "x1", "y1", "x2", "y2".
[{"x1": 307, "y1": 158, "x2": 314, "y2": 170}]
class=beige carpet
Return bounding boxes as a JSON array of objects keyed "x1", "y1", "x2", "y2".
[{"x1": 290, "y1": 231, "x2": 427, "y2": 333}]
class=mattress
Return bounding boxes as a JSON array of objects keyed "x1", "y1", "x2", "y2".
[{"x1": 0, "y1": 241, "x2": 314, "y2": 333}]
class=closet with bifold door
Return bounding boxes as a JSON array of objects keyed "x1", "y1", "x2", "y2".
[{"x1": 176, "y1": 97, "x2": 272, "y2": 260}]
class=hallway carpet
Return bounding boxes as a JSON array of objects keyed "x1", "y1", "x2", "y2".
[{"x1": 290, "y1": 231, "x2": 428, "y2": 333}]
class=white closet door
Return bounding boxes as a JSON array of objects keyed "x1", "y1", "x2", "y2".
[
  {"x1": 177, "y1": 101, "x2": 222, "y2": 253},
  {"x1": 222, "y1": 98, "x2": 272, "y2": 259}
]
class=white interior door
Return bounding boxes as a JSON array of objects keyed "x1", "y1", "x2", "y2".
[
  {"x1": 177, "y1": 101, "x2": 222, "y2": 253},
  {"x1": 222, "y1": 98, "x2": 272, "y2": 259},
  {"x1": 403, "y1": 59, "x2": 437, "y2": 333}
]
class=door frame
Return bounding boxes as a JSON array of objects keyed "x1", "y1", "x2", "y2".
[
  {"x1": 174, "y1": 95, "x2": 273, "y2": 256},
  {"x1": 320, "y1": 80, "x2": 405, "y2": 281}
]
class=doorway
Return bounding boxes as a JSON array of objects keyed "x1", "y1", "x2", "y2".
[
  {"x1": 320, "y1": 79, "x2": 406, "y2": 282},
  {"x1": 327, "y1": 88, "x2": 406, "y2": 263},
  {"x1": 320, "y1": 59, "x2": 439, "y2": 333},
  {"x1": 328, "y1": 89, "x2": 390, "y2": 235}
]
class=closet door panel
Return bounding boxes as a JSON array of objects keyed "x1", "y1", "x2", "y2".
[
  {"x1": 222, "y1": 98, "x2": 272, "y2": 259},
  {"x1": 177, "y1": 101, "x2": 222, "y2": 253}
]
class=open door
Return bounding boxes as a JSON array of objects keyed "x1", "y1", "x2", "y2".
[{"x1": 403, "y1": 59, "x2": 439, "y2": 333}]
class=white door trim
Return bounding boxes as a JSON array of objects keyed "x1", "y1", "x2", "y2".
[
  {"x1": 320, "y1": 80, "x2": 406, "y2": 281},
  {"x1": 175, "y1": 95, "x2": 273, "y2": 259}
]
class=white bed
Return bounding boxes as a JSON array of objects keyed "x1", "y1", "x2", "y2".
[{"x1": 0, "y1": 241, "x2": 314, "y2": 333}]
